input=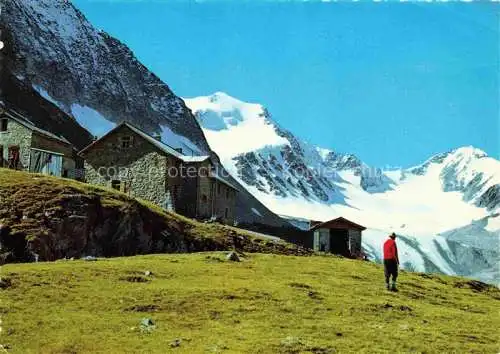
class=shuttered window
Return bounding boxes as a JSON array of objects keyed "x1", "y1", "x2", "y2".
[{"x1": 121, "y1": 136, "x2": 133, "y2": 148}]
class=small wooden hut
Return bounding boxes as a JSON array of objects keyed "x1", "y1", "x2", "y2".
[{"x1": 310, "y1": 217, "x2": 366, "y2": 258}]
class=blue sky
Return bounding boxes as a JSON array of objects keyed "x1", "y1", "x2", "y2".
[{"x1": 74, "y1": 1, "x2": 498, "y2": 168}]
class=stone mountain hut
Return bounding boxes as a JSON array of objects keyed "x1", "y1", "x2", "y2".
[
  {"x1": 310, "y1": 217, "x2": 366, "y2": 258},
  {"x1": 79, "y1": 122, "x2": 238, "y2": 224},
  {"x1": 0, "y1": 106, "x2": 78, "y2": 178}
]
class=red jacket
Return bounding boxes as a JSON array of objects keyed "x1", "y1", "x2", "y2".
[{"x1": 383, "y1": 238, "x2": 399, "y2": 262}]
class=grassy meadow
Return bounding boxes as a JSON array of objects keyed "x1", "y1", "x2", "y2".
[{"x1": 1, "y1": 252, "x2": 499, "y2": 353}]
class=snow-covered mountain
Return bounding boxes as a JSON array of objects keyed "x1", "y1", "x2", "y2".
[
  {"x1": 0, "y1": 0, "x2": 289, "y2": 227},
  {"x1": 185, "y1": 92, "x2": 500, "y2": 284}
]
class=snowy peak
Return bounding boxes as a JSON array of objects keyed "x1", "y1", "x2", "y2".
[
  {"x1": 440, "y1": 147, "x2": 499, "y2": 211},
  {"x1": 405, "y1": 146, "x2": 498, "y2": 211},
  {"x1": 185, "y1": 91, "x2": 499, "y2": 219},
  {"x1": 185, "y1": 92, "x2": 274, "y2": 131},
  {"x1": 185, "y1": 93, "x2": 289, "y2": 157},
  {"x1": 322, "y1": 150, "x2": 363, "y2": 171},
  {"x1": 408, "y1": 146, "x2": 488, "y2": 176},
  {"x1": 451, "y1": 146, "x2": 488, "y2": 159},
  {"x1": 185, "y1": 92, "x2": 393, "y2": 203}
]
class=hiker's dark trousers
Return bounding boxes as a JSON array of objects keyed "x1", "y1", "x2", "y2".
[{"x1": 384, "y1": 259, "x2": 398, "y2": 283}]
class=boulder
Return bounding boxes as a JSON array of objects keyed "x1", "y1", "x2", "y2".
[{"x1": 226, "y1": 251, "x2": 240, "y2": 262}]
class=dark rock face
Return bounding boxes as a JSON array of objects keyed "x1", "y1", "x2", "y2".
[
  {"x1": 407, "y1": 151, "x2": 450, "y2": 176},
  {"x1": 228, "y1": 110, "x2": 337, "y2": 202},
  {"x1": 439, "y1": 151, "x2": 499, "y2": 210},
  {"x1": 0, "y1": 193, "x2": 211, "y2": 262},
  {"x1": 1, "y1": 0, "x2": 209, "y2": 152},
  {"x1": 0, "y1": 17, "x2": 93, "y2": 150},
  {"x1": 0, "y1": 190, "x2": 310, "y2": 263},
  {"x1": 230, "y1": 108, "x2": 392, "y2": 202},
  {"x1": 323, "y1": 151, "x2": 362, "y2": 171},
  {"x1": 477, "y1": 185, "x2": 500, "y2": 211}
]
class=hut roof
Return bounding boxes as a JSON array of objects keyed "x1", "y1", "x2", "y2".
[
  {"x1": 310, "y1": 217, "x2": 366, "y2": 231},
  {"x1": 79, "y1": 122, "x2": 210, "y2": 163}
]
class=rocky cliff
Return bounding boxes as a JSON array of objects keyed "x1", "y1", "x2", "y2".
[{"x1": 0, "y1": 169, "x2": 309, "y2": 263}]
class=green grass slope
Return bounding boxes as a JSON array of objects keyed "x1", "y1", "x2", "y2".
[
  {"x1": 0, "y1": 169, "x2": 308, "y2": 262},
  {"x1": 1, "y1": 253, "x2": 499, "y2": 353}
]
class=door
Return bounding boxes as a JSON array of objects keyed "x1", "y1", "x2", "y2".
[
  {"x1": 329, "y1": 229, "x2": 350, "y2": 256},
  {"x1": 29, "y1": 149, "x2": 62, "y2": 176},
  {"x1": 42, "y1": 154, "x2": 62, "y2": 177},
  {"x1": 8, "y1": 146, "x2": 20, "y2": 169}
]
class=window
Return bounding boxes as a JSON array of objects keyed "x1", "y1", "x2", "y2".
[
  {"x1": 111, "y1": 180, "x2": 121, "y2": 191},
  {"x1": 225, "y1": 208, "x2": 229, "y2": 219},
  {"x1": 0, "y1": 119, "x2": 8, "y2": 132},
  {"x1": 111, "y1": 180, "x2": 129, "y2": 193},
  {"x1": 0, "y1": 146, "x2": 3, "y2": 167},
  {"x1": 217, "y1": 183, "x2": 221, "y2": 195},
  {"x1": 201, "y1": 194, "x2": 208, "y2": 203},
  {"x1": 226, "y1": 188, "x2": 230, "y2": 199},
  {"x1": 121, "y1": 136, "x2": 132, "y2": 148}
]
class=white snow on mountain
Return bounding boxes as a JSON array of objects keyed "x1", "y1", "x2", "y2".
[
  {"x1": 71, "y1": 104, "x2": 116, "y2": 138},
  {"x1": 160, "y1": 125, "x2": 203, "y2": 156},
  {"x1": 34, "y1": 85, "x2": 116, "y2": 138},
  {"x1": 184, "y1": 92, "x2": 289, "y2": 158},
  {"x1": 185, "y1": 92, "x2": 500, "y2": 283},
  {"x1": 33, "y1": 85, "x2": 65, "y2": 111}
]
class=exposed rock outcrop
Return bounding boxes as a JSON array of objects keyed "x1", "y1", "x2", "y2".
[{"x1": 0, "y1": 170, "x2": 310, "y2": 263}]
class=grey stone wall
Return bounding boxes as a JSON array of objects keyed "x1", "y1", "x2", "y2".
[
  {"x1": 177, "y1": 164, "x2": 198, "y2": 218},
  {"x1": 83, "y1": 126, "x2": 169, "y2": 208},
  {"x1": 0, "y1": 116, "x2": 33, "y2": 169},
  {"x1": 213, "y1": 181, "x2": 237, "y2": 224},
  {"x1": 196, "y1": 161, "x2": 213, "y2": 219}
]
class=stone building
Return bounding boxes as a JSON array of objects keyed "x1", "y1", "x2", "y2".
[
  {"x1": 0, "y1": 106, "x2": 77, "y2": 177},
  {"x1": 79, "y1": 122, "x2": 238, "y2": 224},
  {"x1": 310, "y1": 217, "x2": 365, "y2": 258}
]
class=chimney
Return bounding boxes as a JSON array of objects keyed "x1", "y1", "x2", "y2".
[{"x1": 152, "y1": 133, "x2": 162, "y2": 142}]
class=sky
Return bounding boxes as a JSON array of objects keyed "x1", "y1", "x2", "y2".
[{"x1": 73, "y1": 0, "x2": 498, "y2": 168}]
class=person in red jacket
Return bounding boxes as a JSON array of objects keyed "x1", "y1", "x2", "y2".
[{"x1": 383, "y1": 233, "x2": 399, "y2": 291}]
